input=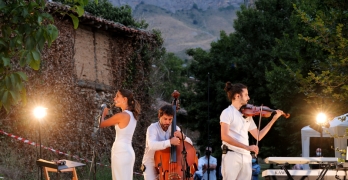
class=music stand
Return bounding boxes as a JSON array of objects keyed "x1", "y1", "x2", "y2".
[{"x1": 36, "y1": 159, "x2": 85, "y2": 179}]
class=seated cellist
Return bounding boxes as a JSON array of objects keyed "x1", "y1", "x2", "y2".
[{"x1": 141, "y1": 104, "x2": 193, "y2": 180}]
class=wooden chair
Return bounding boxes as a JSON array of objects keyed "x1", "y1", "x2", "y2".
[{"x1": 43, "y1": 167, "x2": 78, "y2": 180}]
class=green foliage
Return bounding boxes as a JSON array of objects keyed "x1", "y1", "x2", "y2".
[
  {"x1": 293, "y1": 0, "x2": 348, "y2": 104},
  {"x1": 57, "y1": 0, "x2": 92, "y2": 28},
  {"x1": 57, "y1": 0, "x2": 148, "y2": 28},
  {"x1": 218, "y1": 5, "x2": 236, "y2": 11},
  {"x1": 150, "y1": 51, "x2": 189, "y2": 102},
  {"x1": 152, "y1": 29, "x2": 164, "y2": 46},
  {"x1": 185, "y1": 0, "x2": 299, "y2": 156},
  {"x1": 0, "y1": 0, "x2": 98, "y2": 112},
  {"x1": 85, "y1": 0, "x2": 148, "y2": 28},
  {"x1": 262, "y1": 0, "x2": 324, "y2": 156},
  {"x1": 263, "y1": 0, "x2": 348, "y2": 156},
  {"x1": 147, "y1": 30, "x2": 190, "y2": 102},
  {"x1": 184, "y1": 0, "x2": 348, "y2": 157},
  {"x1": 185, "y1": 33, "x2": 247, "y2": 153},
  {"x1": 192, "y1": 3, "x2": 199, "y2": 10},
  {"x1": 0, "y1": 0, "x2": 58, "y2": 111}
]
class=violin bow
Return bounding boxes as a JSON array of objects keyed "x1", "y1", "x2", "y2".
[{"x1": 255, "y1": 105, "x2": 263, "y2": 156}]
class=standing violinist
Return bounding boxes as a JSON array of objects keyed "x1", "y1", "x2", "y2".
[
  {"x1": 220, "y1": 82, "x2": 283, "y2": 180},
  {"x1": 141, "y1": 104, "x2": 193, "y2": 180}
]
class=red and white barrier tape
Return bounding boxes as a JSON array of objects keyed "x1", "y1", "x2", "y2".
[
  {"x1": 0, "y1": 129, "x2": 109, "y2": 166},
  {"x1": 0, "y1": 129, "x2": 144, "y2": 176}
]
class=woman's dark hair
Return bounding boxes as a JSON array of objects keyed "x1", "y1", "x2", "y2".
[
  {"x1": 118, "y1": 89, "x2": 141, "y2": 120},
  {"x1": 158, "y1": 105, "x2": 174, "y2": 118},
  {"x1": 224, "y1": 82, "x2": 247, "y2": 101}
]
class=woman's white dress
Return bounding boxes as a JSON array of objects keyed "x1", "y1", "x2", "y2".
[{"x1": 111, "y1": 110, "x2": 137, "y2": 180}]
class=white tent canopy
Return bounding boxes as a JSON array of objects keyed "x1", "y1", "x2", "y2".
[
  {"x1": 301, "y1": 113, "x2": 348, "y2": 158},
  {"x1": 301, "y1": 113, "x2": 348, "y2": 170}
]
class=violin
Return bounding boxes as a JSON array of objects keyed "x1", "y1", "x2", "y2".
[{"x1": 240, "y1": 104, "x2": 290, "y2": 118}]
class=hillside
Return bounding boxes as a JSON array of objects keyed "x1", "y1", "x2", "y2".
[
  {"x1": 132, "y1": 3, "x2": 239, "y2": 58},
  {"x1": 109, "y1": 0, "x2": 244, "y2": 12}
]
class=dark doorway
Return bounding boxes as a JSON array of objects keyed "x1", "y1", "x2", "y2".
[{"x1": 309, "y1": 137, "x2": 334, "y2": 157}]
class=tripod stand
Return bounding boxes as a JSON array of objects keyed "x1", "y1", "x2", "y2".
[{"x1": 90, "y1": 112, "x2": 104, "y2": 180}]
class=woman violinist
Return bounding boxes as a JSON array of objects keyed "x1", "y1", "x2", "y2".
[{"x1": 220, "y1": 82, "x2": 288, "y2": 180}]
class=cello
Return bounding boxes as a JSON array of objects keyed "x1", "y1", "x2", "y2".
[{"x1": 154, "y1": 90, "x2": 198, "y2": 180}]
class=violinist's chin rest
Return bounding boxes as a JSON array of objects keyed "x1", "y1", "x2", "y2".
[{"x1": 264, "y1": 157, "x2": 338, "y2": 164}]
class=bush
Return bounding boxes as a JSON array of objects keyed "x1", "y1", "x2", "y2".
[{"x1": 54, "y1": 0, "x2": 148, "y2": 28}]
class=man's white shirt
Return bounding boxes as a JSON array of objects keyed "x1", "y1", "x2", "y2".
[
  {"x1": 142, "y1": 122, "x2": 193, "y2": 166},
  {"x1": 197, "y1": 156, "x2": 217, "y2": 180},
  {"x1": 220, "y1": 105, "x2": 257, "y2": 155}
]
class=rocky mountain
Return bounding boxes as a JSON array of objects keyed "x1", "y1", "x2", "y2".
[
  {"x1": 109, "y1": 0, "x2": 244, "y2": 58},
  {"x1": 109, "y1": 0, "x2": 244, "y2": 12}
]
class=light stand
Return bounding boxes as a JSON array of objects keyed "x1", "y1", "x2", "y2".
[
  {"x1": 39, "y1": 121, "x2": 42, "y2": 163},
  {"x1": 310, "y1": 113, "x2": 330, "y2": 168},
  {"x1": 34, "y1": 107, "x2": 47, "y2": 180},
  {"x1": 316, "y1": 113, "x2": 327, "y2": 157},
  {"x1": 310, "y1": 113, "x2": 328, "y2": 155},
  {"x1": 207, "y1": 72, "x2": 210, "y2": 180}
]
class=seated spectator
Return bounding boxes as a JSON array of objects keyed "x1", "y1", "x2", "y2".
[
  {"x1": 293, "y1": 154, "x2": 304, "y2": 170},
  {"x1": 312, "y1": 148, "x2": 322, "y2": 169},
  {"x1": 292, "y1": 164, "x2": 304, "y2": 170}
]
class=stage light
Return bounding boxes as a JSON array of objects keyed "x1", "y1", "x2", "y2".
[
  {"x1": 316, "y1": 113, "x2": 327, "y2": 125},
  {"x1": 33, "y1": 106, "x2": 47, "y2": 180},
  {"x1": 315, "y1": 112, "x2": 328, "y2": 160},
  {"x1": 34, "y1": 107, "x2": 47, "y2": 120}
]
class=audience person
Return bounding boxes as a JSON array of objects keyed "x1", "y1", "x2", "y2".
[
  {"x1": 312, "y1": 148, "x2": 322, "y2": 169},
  {"x1": 293, "y1": 154, "x2": 304, "y2": 170},
  {"x1": 292, "y1": 164, "x2": 304, "y2": 170},
  {"x1": 198, "y1": 147, "x2": 217, "y2": 180},
  {"x1": 194, "y1": 152, "x2": 203, "y2": 180},
  {"x1": 251, "y1": 154, "x2": 260, "y2": 180}
]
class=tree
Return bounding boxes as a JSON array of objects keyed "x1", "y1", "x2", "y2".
[
  {"x1": 56, "y1": 0, "x2": 148, "y2": 28},
  {"x1": 263, "y1": 0, "x2": 329, "y2": 156},
  {"x1": 293, "y1": 0, "x2": 348, "y2": 107},
  {"x1": 265, "y1": 0, "x2": 348, "y2": 156},
  {"x1": 185, "y1": 0, "x2": 313, "y2": 157},
  {"x1": 84, "y1": 0, "x2": 148, "y2": 29},
  {"x1": 0, "y1": 0, "x2": 94, "y2": 111},
  {"x1": 150, "y1": 51, "x2": 189, "y2": 102}
]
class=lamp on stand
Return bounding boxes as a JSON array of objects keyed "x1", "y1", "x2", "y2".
[
  {"x1": 316, "y1": 112, "x2": 328, "y2": 153},
  {"x1": 34, "y1": 106, "x2": 47, "y2": 180},
  {"x1": 313, "y1": 112, "x2": 328, "y2": 169}
]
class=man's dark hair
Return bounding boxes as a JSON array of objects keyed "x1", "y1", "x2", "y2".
[
  {"x1": 224, "y1": 82, "x2": 247, "y2": 101},
  {"x1": 158, "y1": 105, "x2": 174, "y2": 118}
]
